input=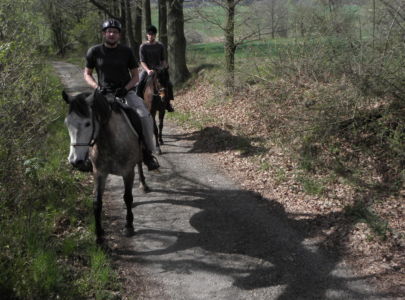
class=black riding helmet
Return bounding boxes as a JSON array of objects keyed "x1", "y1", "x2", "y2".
[
  {"x1": 102, "y1": 19, "x2": 122, "y2": 32},
  {"x1": 146, "y1": 25, "x2": 157, "y2": 35}
]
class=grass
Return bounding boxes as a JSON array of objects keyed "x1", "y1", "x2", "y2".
[
  {"x1": 188, "y1": 38, "x2": 284, "y2": 64},
  {"x1": 298, "y1": 176, "x2": 326, "y2": 196},
  {"x1": 168, "y1": 111, "x2": 214, "y2": 130}
]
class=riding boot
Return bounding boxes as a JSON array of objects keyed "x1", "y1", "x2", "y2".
[
  {"x1": 142, "y1": 148, "x2": 160, "y2": 171},
  {"x1": 166, "y1": 99, "x2": 175, "y2": 112}
]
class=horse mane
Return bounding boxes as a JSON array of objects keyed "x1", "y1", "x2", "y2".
[
  {"x1": 156, "y1": 68, "x2": 169, "y2": 87},
  {"x1": 69, "y1": 92, "x2": 91, "y2": 117},
  {"x1": 93, "y1": 91, "x2": 112, "y2": 124},
  {"x1": 69, "y1": 91, "x2": 112, "y2": 124}
]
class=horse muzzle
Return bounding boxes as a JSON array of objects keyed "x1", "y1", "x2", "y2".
[{"x1": 70, "y1": 158, "x2": 93, "y2": 172}]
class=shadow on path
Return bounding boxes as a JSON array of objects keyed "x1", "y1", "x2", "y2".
[{"x1": 115, "y1": 184, "x2": 390, "y2": 299}]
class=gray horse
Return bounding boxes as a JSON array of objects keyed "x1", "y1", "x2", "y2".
[{"x1": 62, "y1": 90, "x2": 149, "y2": 243}]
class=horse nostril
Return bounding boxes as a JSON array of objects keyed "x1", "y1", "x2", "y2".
[
  {"x1": 71, "y1": 160, "x2": 84, "y2": 167},
  {"x1": 71, "y1": 159, "x2": 92, "y2": 172}
]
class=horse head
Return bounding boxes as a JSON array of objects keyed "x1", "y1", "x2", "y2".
[
  {"x1": 155, "y1": 66, "x2": 169, "y2": 99},
  {"x1": 62, "y1": 90, "x2": 110, "y2": 171}
]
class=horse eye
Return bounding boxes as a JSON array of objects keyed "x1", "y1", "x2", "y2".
[{"x1": 85, "y1": 122, "x2": 91, "y2": 127}]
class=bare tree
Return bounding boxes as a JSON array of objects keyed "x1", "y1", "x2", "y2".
[
  {"x1": 167, "y1": 0, "x2": 190, "y2": 84},
  {"x1": 133, "y1": 0, "x2": 143, "y2": 49},
  {"x1": 143, "y1": 0, "x2": 152, "y2": 30},
  {"x1": 125, "y1": 0, "x2": 139, "y2": 59},
  {"x1": 89, "y1": 0, "x2": 128, "y2": 45},
  {"x1": 254, "y1": 0, "x2": 288, "y2": 38},
  {"x1": 193, "y1": 0, "x2": 274, "y2": 93},
  {"x1": 158, "y1": 0, "x2": 168, "y2": 59}
]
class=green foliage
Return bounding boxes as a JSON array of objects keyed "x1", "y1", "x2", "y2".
[{"x1": 68, "y1": 10, "x2": 103, "y2": 53}]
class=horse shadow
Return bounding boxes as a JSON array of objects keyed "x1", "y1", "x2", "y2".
[{"x1": 112, "y1": 175, "x2": 392, "y2": 299}]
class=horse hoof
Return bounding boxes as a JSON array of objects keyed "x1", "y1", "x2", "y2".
[
  {"x1": 96, "y1": 228, "x2": 105, "y2": 239},
  {"x1": 139, "y1": 184, "x2": 151, "y2": 193},
  {"x1": 123, "y1": 227, "x2": 135, "y2": 237},
  {"x1": 96, "y1": 236, "x2": 105, "y2": 245}
]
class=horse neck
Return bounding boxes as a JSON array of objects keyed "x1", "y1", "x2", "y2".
[{"x1": 143, "y1": 82, "x2": 155, "y2": 111}]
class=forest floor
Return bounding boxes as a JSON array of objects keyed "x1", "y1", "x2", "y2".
[{"x1": 172, "y1": 72, "x2": 404, "y2": 298}]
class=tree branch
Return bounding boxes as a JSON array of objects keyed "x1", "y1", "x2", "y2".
[
  {"x1": 379, "y1": 0, "x2": 405, "y2": 22},
  {"x1": 88, "y1": 0, "x2": 119, "y2": 20}
]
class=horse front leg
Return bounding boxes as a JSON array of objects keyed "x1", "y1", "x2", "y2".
[
  {"x1": 151, "y1": 110, "x2": 162, "y2": 154},
  {"x1": 94, "y1": 173, "x2": 107, "y2": 244},
  {"x1": 137, "y1": 163, "x2": 150, "y2": 193},
  {"x1": 123, "y1": 170, "x2": 135, "y2": 236},
  {"x1": 158, "y1": 109, "x2": 165, "y2": 145}
]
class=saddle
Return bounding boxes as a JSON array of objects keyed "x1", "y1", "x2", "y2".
[{"x1": 104, "y1": 93, "x2": 144, "y2": 141}]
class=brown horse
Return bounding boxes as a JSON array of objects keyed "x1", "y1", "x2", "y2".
[
  {"x1": 141, "y1": 67, "x2": 170, "y2": 155},
  {"x1": 62, "y1": 90, "x2": 149, "y2": 243}
]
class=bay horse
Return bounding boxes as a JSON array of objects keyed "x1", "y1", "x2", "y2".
[
  {"x1": 141, "y1": 67, "x2": 170, "y2": 155},
  {"x1": 62, "y1": 90, "x2": 149, "y2": 243}
]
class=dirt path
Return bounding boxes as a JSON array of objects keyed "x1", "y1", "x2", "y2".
[{"x1": 53, "y1": 61, "x2": 393, "y2": 300}]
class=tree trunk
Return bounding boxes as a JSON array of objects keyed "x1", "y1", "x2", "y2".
[
  {"x1": 271, "y1": 0, "x2": 275, "y2": 39},
  {"x1": 158, "y1": 0, "x2": 168, "y2": 60},
  {"x1": 143, "y1": 0, "x2": 151, "y2": 31},
  {"x1": 167, "y1": 0, "x2": 190, "y2": 84},
  {"x1": 125, "y1": 0, "x2": 139, "y2": 60},
  {"x1": 134, "y1": 0, "x2": 143, "y2": 48},
  {"x1": 119, "y1": 0, "x2": 127, "y2": 45},
  {"x1": 224, "y1": 0, "x2": 236, "y2": 92}
]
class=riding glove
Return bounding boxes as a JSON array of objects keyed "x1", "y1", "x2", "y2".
[
  {"x1": 95, "y1": 87, "x2": 108, "y2": 95},
  {"x1": 115, "y1": 87, "x2": 128, "y2": 98}
]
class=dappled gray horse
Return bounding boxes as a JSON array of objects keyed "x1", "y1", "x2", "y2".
[{"x1": 62, "y1": 90, "x2": 148, "y2": 243}]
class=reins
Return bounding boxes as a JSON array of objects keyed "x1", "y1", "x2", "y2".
[{"x1": 145, "y1": 71, "x2": 166, "y2": 97}]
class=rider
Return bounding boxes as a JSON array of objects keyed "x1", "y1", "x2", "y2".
[
  {"x1": 84, "y1": 19, "x2": 159, "y2": 171},
  {"x1": 138, "y1": 25, "x2": 175, "y2": 112}
]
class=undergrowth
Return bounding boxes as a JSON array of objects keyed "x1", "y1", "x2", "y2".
[{"x1": 0, "y1": 42, "x2": 119, "y2": 300}]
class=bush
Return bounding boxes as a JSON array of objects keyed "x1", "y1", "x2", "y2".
[{"x1": 0, "y1": 2, "x2": 119, "y2": 298}]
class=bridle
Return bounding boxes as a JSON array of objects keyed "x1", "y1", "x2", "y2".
[
  {"x1": 151, "y1": 71, "x2": 166, "y2": 98},
  {"x1": 70, "y1": 106, "x2": 97, "y2": 147}
]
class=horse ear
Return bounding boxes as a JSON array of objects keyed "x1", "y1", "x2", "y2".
[{"x1": 62, "y1": 90, "x2": 70, "y2": 103}]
